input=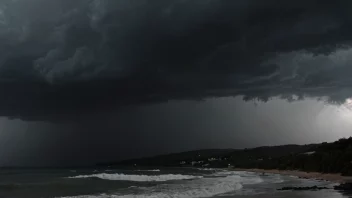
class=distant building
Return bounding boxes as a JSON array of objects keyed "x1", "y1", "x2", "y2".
[
  {"x1": 208, "y1": 158, "x2": 218, "y2": 161},
  {"x1": 180, "y1": 161, "x2": 186, "y2": 165},
  {"x1": 191, "y1": 161, "x2": 197, "y2": 166}
]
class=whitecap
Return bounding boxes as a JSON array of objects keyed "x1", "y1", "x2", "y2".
[
  {"x1": 271, "y1": 175, "x2": 284, "y2": 183},
  {"x1": 212, "y1": 171, "x2": 263, "y2": 184},
  {"x1": 60, "y1": 175, "x2": 243, "y2": 198},
  {"x1": 196, "y1": 168, "x2": 216, "y2": 171},
  {"x1": 135, "y1": 169, "x2": 160, "y2": 172},
  {"x1": 68, "y1": 173, "x2": 202, "y2": 182}
]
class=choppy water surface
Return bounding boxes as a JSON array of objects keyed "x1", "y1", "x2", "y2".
[{"x1": 0, "y1": 168, "x2": 347, "y2": 198}]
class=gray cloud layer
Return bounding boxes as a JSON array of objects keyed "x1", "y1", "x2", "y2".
[{"x1": 1, "y1": 0, "x2": 352, "y2": 120}]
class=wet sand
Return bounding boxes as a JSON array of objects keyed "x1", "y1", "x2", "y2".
[{"x1": 234, "y1": 168, "x2": 352, "y2": 183}]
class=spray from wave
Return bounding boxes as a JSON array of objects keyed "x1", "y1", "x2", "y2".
[{"x1": 68, "y1": 173, "x2": 202, "y2": 182}]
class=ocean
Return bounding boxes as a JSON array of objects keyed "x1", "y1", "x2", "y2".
[{"x1": 0, "y1": 167, "x2": 348, "y2": 198}]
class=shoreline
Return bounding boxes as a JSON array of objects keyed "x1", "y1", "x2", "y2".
[{"x1": 233, "y1": 168, "x2": 352, "y2": 183}]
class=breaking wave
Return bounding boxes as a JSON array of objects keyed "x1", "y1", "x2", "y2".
[
  {"x1": 61, "y1": 175, "x2": 244, "y2": 198},
  {"x1": 212, "y1": 171, "x2": 263, "y2": 184},
  {"x1": 196, "y1": 168, "x2": 217, "y2": 171},
  {"x1": 271, "y1": 174, "x2": 284, "y2": 184},
  {"x1": 68, "y1": 173, "x2": 202, "y2": 182},
  {"x1": 135, "y1": 169, "x2": 160, "y2": 172}
]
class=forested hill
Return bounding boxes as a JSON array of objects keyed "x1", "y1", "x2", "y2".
[
  {"x1": 99, "y1": 145, "x2": 315, "y2": 168},
  {"x1": 99, "y1": 149, "x2": 235, "y2": 167},
  {"x1": 100, "y1": 137, "x2": 352, "y2": 176}
]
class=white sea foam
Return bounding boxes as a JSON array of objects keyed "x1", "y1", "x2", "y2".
[
  {"x1": 61, "y1": 171, "x2": 267, "y2": 198},
  {"x1": 212, "y1": 170, "x2": 249, "y2": 176},
  {"x1": 196, "y1": 168, "x2": 217, "y2": 171},
  {"x1": 68, "y1": 173, "x2": 202, "y2": 182},
  {"x1": 212, "y1": 171, "x2": 263, "y2": 184},
  {"x1": 214, "y1": 171, "x2": 285, "y2": 184},
  {"x1": 272, "y1": 179, "x2": 284, "y2": 183},
  {"x1": 135, "y1": 169, "x2": 160, "y2": 172},
  {"x1": 271, "y1": 174, "x2": 284, "y2": 183},
  {"x1": 61, "y1": 175, "x2": 244, "y2": 198}
]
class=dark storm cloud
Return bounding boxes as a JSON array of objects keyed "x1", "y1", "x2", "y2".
[{"x1": 1, "y1": 0, "x2": 352, "y2": 120}]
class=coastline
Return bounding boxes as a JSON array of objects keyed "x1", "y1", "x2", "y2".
[{"x1": 233, "y1": 168, "x2": 352, "y2": 183}]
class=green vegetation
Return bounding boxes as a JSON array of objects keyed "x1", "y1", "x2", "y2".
[
  {"x1": 101, "y1": 137, "x2": 352, "y2": 176},
  {"x1": 99, "y1": 149, "x2": 234, "y2": 167},
  {"x1": 262, "y1": 137, "x2": 352, "y2": 176}
]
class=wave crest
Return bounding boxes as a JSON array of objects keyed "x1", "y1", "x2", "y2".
[
  {"x1": 135, "y1": 169, "x2": 160, "y2": 172},
  {"x1": 61, "y1": 175, "x2": 243, "y2": 198},
  {"x1": 196, "y1": 168, "x2": 217, "y2": 171},
  {"x1": 68, "y1": 173, "x2": 202, "y2": 182},
  {"x1": 61, "y1": 171, "x2": 266, "y2": 198}
]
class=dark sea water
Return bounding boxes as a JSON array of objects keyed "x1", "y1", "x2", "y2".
[{"x1": 0, "y1": 167, "x2": 348, "y2": 198}]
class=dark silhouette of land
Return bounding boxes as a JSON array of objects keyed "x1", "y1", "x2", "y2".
[{"x1": 100, "y1": 137, "x2": 352, "y2": 177}]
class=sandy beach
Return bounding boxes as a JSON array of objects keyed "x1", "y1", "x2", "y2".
[{"x1": 234, "y1": 168, "x2": 352, "y2": 183}]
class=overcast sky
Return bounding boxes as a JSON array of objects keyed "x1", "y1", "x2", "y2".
[
  {"x1": 1, "y1": 97, "x2": 352, "y2": 166},
  {"x1": 0, "y1": 0, "x2": 352, "y2": 166}
]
